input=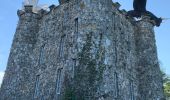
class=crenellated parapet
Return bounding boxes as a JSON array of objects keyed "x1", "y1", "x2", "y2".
[
  {"x1": 17, "y1": 5, "x2": 45, "y2": 19},
  {"x1": 24, "y1": 5, "x2": 33, "y2": 13},
  {"x1": 59, "y1": 0, "x2": 71, "y2": 4}
]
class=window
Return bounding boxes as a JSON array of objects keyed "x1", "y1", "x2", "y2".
[
  {"x1": 59, "y1": 35, "x2": 65, "y2": 58},
  {"x1": 114, "y1": 72, "x2": 118, "y2": 98},
  {"x1": 39, "y1": 45, "x2": 45, "y2": 64},
  {"x1": 75, "y1": 18, "x2": 78, "y2": 40},
  {"x1": 34, "y1": 75, "x2": 40, "y2": 98},
  {"x1": 72, "y1": 59, "x2": 76, "y2": 78},
  {"x1": 56, "y1": 68, "x2": 63, "y2": 94},
  {"x1": 129, "y1": 80, "x2": 134, "y2": 100},
  {"x1": 112, "y1": 13, "x2": 116, "y2": 31}
]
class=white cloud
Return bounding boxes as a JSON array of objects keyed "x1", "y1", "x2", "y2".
[{"x1": 0, "y1": 71, "x2": 4, "y2": 87}]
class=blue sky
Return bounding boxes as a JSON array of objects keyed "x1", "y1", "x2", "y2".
[{"x1": 0, "y1": 0, "x2": 170, "y2": 84}]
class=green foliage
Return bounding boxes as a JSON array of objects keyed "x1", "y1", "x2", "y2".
[
  {"x1": 63, "y1": 74, "x2": 76, "y2": 100},
  {"x1": 164, "y1": 82, "x2": 170, "y2": 97},
  {"x1": 64, "y1": 87, "x2": 76, "y2": 100},
  {"x1": 162, "y1": 71, "x2": 170, "y2": 98},
  {"x1": 73, "y1": 32, "x2": 97, "y2": 99},
  {"x1": 162, "y1": 72, "x2": 170, "y2": 83}
]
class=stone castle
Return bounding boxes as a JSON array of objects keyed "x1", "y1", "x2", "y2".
[{"x1": 0, "y1": 0, "x2": 165, "y2": 100}]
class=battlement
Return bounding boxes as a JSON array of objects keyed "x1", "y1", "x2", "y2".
[
  {"x1": 25, "y1": 5, "x2": 33, "y2": 13},
  {"x1": 18, "y1": 1, "x2": 158, "y2": 28}
]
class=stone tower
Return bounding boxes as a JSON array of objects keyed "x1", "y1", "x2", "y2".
[{"x1": 0, "y1": 0, "x2": 165, "y2": 100}]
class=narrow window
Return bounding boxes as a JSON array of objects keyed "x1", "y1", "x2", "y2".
[
  {"x1": 130, "y1": 80, "x2": 134, "y2": 100},
  {"x1": 34, "y1": 75, "x2": 40, "y2": 98},
  {"x1": 59, "y1": 35, "x2": 65, "y2": 58},
  {"x1": 112, "y1": 13, "x2": 116, "y2": 31},
  {"x1": 72, "y1": 59, "x2": 76, "y2": 78},
  {"x1": 62, "y1": 21, "x2": 64, "y2": 31},
  {"x1": 56, "y1": 68, "x2": 63, "y2": 94},
  {"x1": 75, "y1": 18, "x2": 78, "y2": 40},
  {"x1": 39, "y1": 45, "x2": 45, "y2": 64},
  {"x1": 114, "y1": 72, "x2": 118, "y2": 98}
]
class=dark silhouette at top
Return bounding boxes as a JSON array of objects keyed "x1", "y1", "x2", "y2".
[
  {"x1": 133, "y1": 0, "x2": 147, "y2": 12},
  {"x1": 127, "y1": 0, "x2": 162, "y2": 27}
]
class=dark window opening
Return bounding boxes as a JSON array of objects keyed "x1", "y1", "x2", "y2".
[
  {"x1": 59, "y1": 35, "x2": 66, "y2": 58},
  {"x1": 56, "y1": 68, "x2": 63, "y2": 94},
  {"x1": 39, "y1": 45, "x2": 45, "y2": 64},
  {"x1": 34, "y1": 75, "x2": 40, "y2": 98},
  {"x1": 75, "y1": 18, "x2": 78, "y2": 40},
  {"x1": 112, "y1": 13, "x2": 116, "y2": 31},
  {"x1": 72, "y1": 59, "x2": 76, "y2": 78},
  {"x1": 114, "y1": 72, "x2": 119, "y2": 98}
]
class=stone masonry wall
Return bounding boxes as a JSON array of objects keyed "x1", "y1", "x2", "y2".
[
  {"x1": 0, "y1": 0, "x2": 164, "y2": 100},
  {"x1": 135, "y1": 16, "x2": 164, "y2": 99},
  {"x1": 0, "y1": 5, "x2": 41, "y2": 99}
]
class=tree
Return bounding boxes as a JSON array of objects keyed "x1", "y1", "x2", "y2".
[{"x1": 162, "y1": 71, "x2": 170, "y2": 98}]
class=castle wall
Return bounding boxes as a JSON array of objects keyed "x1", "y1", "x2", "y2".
[
  {"x1": 0, "y1": 0, "x2": 164, "y2": 100},
  {"x1": 135, "y1": 17, "x2": 164, "y2": 99}
]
